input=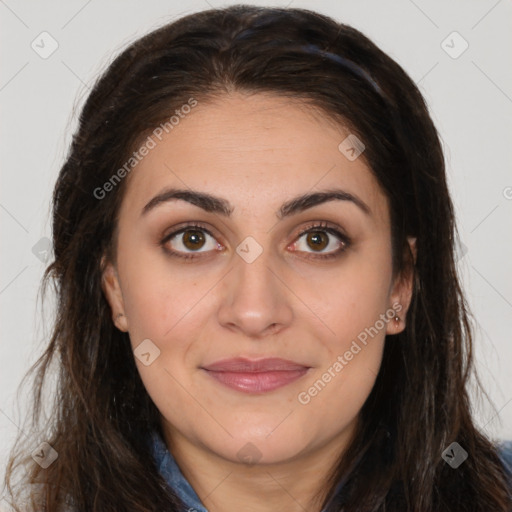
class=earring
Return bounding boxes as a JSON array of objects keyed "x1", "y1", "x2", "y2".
[
  {"x1": 394, "y1": 315, "x2": 400, "y2": 323},
  {"x1": 116, "y1": 313, "x2": 124, "y2": 320}
]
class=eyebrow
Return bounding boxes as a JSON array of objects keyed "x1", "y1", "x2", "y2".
[{"x1": 140, "y1": 187, "x2": 372, "y2": 219}]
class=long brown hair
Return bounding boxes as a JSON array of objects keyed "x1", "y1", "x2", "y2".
[{"x1": 4, "y1": 4, "x2": 511, "y2": 511}]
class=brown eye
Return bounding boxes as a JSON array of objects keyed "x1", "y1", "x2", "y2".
[
  {"x1": 292, "y1": 223, "x2": 350, "y2": 260},
  {"x1": 305, "y1": 231, "x2": 329, "y2": 251},
  {"x1": 161, "y1": 224, "x2": 221, "y2": 259},
  {"x1": 182, "y1": 230, "x2": 206, "y2": 250}
]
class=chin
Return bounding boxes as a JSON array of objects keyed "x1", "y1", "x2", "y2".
[{"x1": 212, "y1": 425, "x2": 311, "y2": 465}]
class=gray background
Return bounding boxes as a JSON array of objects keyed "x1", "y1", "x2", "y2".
[{"x1": 1, "y1": 0, "x2": 511, "y2": 493}]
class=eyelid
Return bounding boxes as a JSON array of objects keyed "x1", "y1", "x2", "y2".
[
  {"x1": 290, "y1": 221, "x2": 351, "y2": 260},
  {"x1": 161, "y1": 221, "x2": 220, "y2": 243},
  {"x1": 159, "y1": 221, "x2": 223, "y2": 261},
  {"x1": 160, "y1": 220, "x2": 351, "y2": 260},
  {"x1": 294, "y1": 220, "x2": 349, "y2": 240}
]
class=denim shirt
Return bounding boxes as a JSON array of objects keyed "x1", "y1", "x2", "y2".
[{"x1": 148, "y1": 430, "x2": 512, "y2": 511}]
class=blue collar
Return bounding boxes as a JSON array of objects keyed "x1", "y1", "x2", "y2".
[
  {"x1": 149, "y1": 430, "x2": 512, "y2": 510},
  {"x1": 149, "y1": 430, "x2": 208, "y2": 512}
]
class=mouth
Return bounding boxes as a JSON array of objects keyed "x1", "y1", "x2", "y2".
[{"x1": 200, "y1": 357, "x2": 311, "y2": 394}]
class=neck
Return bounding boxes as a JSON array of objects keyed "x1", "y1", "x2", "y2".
[{"x1": 161, "y1": 419, "x2": 357, "y2": 512}]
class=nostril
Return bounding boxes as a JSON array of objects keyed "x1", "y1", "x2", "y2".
[{"x1": 267, "y1": 323, "x2": 279, "y2": 334}]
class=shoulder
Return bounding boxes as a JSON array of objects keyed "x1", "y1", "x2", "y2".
[{"x1": 497, "y1": 440, "x2": 512, "y2": 486}]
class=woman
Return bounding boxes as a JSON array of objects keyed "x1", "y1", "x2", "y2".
[{"x1": 4, "y1": 4, "x2": 511, "y2": 511}]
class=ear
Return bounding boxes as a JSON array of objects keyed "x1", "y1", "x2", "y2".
[
  {"x1": 386, "y1": 236, "x2": 417, "y2": 335},
  {"x1": 101, "y1": 255, "x2": 129, "y2": 332}
]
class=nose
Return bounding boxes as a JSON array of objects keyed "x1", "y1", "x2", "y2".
[{"x1": 216, "y1": 245, "x2": 294, "y2": 339}]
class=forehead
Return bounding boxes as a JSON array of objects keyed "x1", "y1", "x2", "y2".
[{"x1": 118, "y1": 92, "x2": 388, "y2": 224}]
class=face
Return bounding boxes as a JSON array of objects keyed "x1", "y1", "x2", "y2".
[{"x1": 102, "y1": 92, "x2": 415, "y2": 466}]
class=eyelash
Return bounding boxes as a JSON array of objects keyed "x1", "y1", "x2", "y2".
[{"x1": 159, "y1": 221, "x2": 351, "y2": 261}]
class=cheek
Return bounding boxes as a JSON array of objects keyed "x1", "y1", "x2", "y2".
[
  {"x1": 297, "y1": 339, "x2": 385, "y2": 433},
  {"x1": 118, "y1": 243, "x2": 211, "y2": 342},
  {"x1": 297, "y1": 249, "x2": 392, "y2": 345},
  {"x1": 297, "y1": 285, "x2": 388, "y2": 426},
  {"x1": 293, "y1": 246, "x2": 391, "y2": 410}
]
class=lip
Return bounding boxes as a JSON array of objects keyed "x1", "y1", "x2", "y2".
[
  {"x1": 202, "y1": 357, "x2": 309, "y2": 372},
  {"x1": 200, "y1": 357, "x2": 311, "y2": 394}
]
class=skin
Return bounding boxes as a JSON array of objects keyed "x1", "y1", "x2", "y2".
[{"x1": 102, "y1": 92, "x2": 416, "y2": 512}]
